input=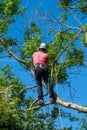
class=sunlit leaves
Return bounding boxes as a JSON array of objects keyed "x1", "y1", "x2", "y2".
[
  {"x1": 0, "y1": 20, "x2": 8, "y2": 34},
  {"x1": 58, "y1": 0, "x2": 73, "y2": 7},
  {"x1": 0, "y1": 0, "x2": 23, "y2": 35},
  {"x1": 0, "y1": 64, "x2": 25, "y2": 96},
  {"x1": 78, "y1": 0, "x2": 87, "y2": 14},
  {"x1": 4, "y1": 0, "x2": 20, "y2": 16},
  {"x1": 0, "y1": 0, "x2": 20, "y2": 17},
  {"x1": 0, "y1": 64, "x2": 57, "y2": 130},
  {"x1": 0, "y1": 65, "x2": 26, "y2": 129},
  {"x1": 82, "y1": 24, "x2": 87, "y2": 45},
  {"x1": 56, "y1": 65, "x2": 68, "y2": 84},
  {"x1": 48, "y1": 31, "x2": 82, "y2": 84},
  {"x1": 64, "y1": 49, "x2": 84, "y2": 67},
  {"x1": 23, "y1": 38, "x2": 40, "y2": 59},
  {"x1": 4, "y1": 37, "x2": 17, "y2": 47},
  {"x1": 22, "y1": 23, "x2": 41, "y2": 59},
  {"x1": 58, "y1": 0, "x2": 87, "y2": 14}
]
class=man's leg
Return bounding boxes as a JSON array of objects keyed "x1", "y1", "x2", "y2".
[
  {"x1": 42, "y1": 68, "x2": 52, "y2": 97},
  {"x1": 34, "y1": 68, "x2": 44, "y2": 105},
  {"x1": 42, "y1": 68, "x2": 56, "y2": 103}
]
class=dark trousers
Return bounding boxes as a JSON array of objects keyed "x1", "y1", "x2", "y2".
[{"x1": 34, "y1": 67, "x2": 53, "y2": 99}]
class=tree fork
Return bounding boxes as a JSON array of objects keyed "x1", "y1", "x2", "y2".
[{"x1": 1, "y1": 34, "x2": 87, "y2": 113}]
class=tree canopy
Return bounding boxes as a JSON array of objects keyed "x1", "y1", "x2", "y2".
[{"x1": 0, "y1": 0, "x2": 87, "y2": 129}]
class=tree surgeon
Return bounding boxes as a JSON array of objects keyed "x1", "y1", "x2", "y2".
[{"x1": 32, "y1": 43, "x2": 56, "y2": 105}]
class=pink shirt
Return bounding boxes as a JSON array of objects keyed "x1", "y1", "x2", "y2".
[{"x1": 32, "y1": 51, "x2": 49, "y2": 66}]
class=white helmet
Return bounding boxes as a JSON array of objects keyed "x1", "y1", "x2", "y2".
[{"x1": 39, "y1": 43, "x2": 47, "y2": 50}]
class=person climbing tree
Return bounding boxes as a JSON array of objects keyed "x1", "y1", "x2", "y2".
[{"x1": 32, "y1": 43, "x2": 56, "y2": 105}]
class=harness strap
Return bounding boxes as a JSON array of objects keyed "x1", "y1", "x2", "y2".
[{"x1": 35, "y1": 64, "x2": 47, "y2": 69}]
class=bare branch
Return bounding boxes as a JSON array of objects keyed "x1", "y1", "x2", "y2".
[
  {"x1": 52, "y1": 15, "x2": 81, "y2": 31},
  {"x1": 56, "y1": 96, "x2": 87, "y2": 113},
  {"x1": 18, "y1": 86, "x2": 37, "y2": 95},
  {"x1": 29, "y1": 99, "x2": 38, "y2": 108},
  {"x1": 67, "y1": 7, "x2": 83, "y2": 26},
  {"x1": 16, "y1": 102, "x2": 51, "y2": 111}
]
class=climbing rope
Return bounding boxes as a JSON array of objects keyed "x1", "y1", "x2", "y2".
[{"x1": 55, "y1": 63, "x2": 64, "y2": 130}]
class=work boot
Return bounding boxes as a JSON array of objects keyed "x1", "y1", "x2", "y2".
[{"x1": 38, "y1": 99, "x2": 44, "y2": 106}]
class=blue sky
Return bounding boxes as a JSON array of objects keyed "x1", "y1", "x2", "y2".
[
  {"x1": 0, "y1": 0, "x2": 87, "y2": 129},
  {"x1": 8, "y1": 0, "x2": 60, "y2": 43}
]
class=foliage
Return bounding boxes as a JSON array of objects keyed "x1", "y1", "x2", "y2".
[
  {"x1": 0, "y1": 0, "x2": 87, "y2": 129},
  {"x1": 0, "y1": 0, "x2": 25, "y2": 34},
  {"x1": 58, "y1": 0, "x2": 73, "y2": 7},
  {"x1": 0, "y1": 65, "x2": 58, "y2": 130},
  {"x1": 78, "y1": 0, "x2": 87, "y2": 14},
  {"x1": 58, "y1": 0, "x2": 87, "y2": 14},
  {"x1": 22, "y1": 22, "x2": 41, "y2": 59},
  {"x1": 0, "y1": 65, "x2": 26, "y2": 130},
  {"x1": 61, "y1": 110, "x2": 87, "y2": 130},
  {"x1": 47, "y1": 31, "x2": 84, "y2": 84}
]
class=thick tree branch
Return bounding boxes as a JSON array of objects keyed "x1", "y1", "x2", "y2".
[
  {"x1": 0, "y1": 37, "x2": 29, "y2": 66},
  {"x1": 17, "y1": 96, "x2": 87, "y2": 113},
  {"x1": 56, "y1": 97, "x2": 87, "y2": 113},
  {"x1": 17, "y1": 85, "x2": 87, "y2": 113}
]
